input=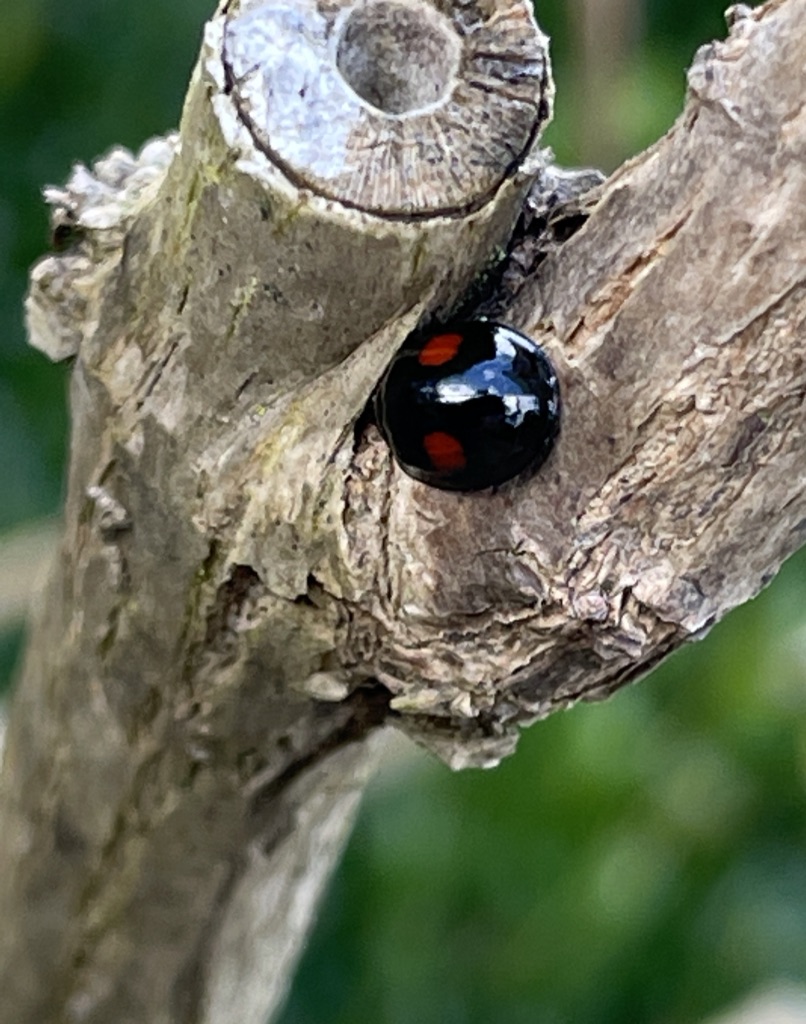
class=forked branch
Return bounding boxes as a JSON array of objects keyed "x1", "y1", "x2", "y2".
[{"x1": 0, "y1": 1, "x2": 804, "y2": 1022}]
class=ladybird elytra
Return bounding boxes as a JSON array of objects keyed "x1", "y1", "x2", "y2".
[
  {"x1": 374, "y1": 321, "x2": 561, "y2": 492},
  {"x1": 422, "y1": 431, "x2": 467, "y2": 472},
  {"x1": 418, "y1": 332, "x2": 464, "y2": 367}
]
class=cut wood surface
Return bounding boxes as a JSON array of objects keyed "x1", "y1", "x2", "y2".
[{"x1": 0, "y1": 0, "x2": 804, "y2": 1022}]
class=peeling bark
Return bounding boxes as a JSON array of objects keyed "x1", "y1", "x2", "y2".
[{"x1": 0, "y1": 0, "x2": 804, "y2": 1022}]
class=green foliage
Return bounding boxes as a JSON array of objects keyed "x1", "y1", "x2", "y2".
[{"x1": 1, "y1": 1, "x2": 804, "y2": 1020}]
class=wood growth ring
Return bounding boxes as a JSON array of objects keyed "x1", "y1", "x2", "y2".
[{"x1": 222, "y1": 0, "x2": 552, "y2": 216}]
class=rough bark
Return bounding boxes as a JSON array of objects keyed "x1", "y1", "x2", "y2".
[{"x1": 0, "y1": 0, "x2": 804, "y2": 1022}]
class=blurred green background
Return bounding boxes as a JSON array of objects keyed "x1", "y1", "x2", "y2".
[{"x1": 1, "y1": 1, "x2": 804, "y2": 1022}]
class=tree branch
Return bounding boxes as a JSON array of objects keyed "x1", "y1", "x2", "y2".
[
  {"x1": 0, "y1": 519, "x2": 59, "y2": 631},
  {"x1": 0, "y1": 0, "x2": 804, "y2": 1022},
  {"x1": 1, "y1": 0, "x2": 554, "y2": 1021}
]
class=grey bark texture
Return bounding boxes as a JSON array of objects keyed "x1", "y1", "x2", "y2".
[{"x1": 1, "y1": 0, "x2": 804, "y2": 1022}]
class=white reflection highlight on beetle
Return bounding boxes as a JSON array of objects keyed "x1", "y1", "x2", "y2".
[{"x1": 433, "y1": 353, "x2": 541, "y2": 428}]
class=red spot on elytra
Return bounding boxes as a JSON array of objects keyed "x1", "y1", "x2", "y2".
[
  {"x1": 423, "y1": 431, "x2": 466, "y2": 472},
  {"x1": 418, "y1": 332, "x2": 463, "y2": 367}
]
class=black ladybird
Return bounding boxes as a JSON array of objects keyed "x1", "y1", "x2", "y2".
[{"x1": 374, "y1": 321, "x2": 561, "y2": 492}]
